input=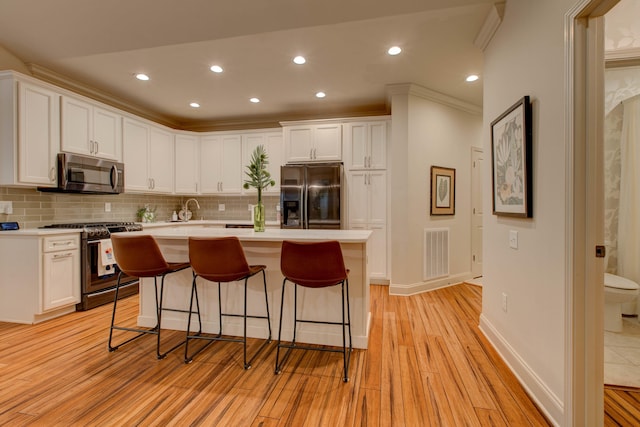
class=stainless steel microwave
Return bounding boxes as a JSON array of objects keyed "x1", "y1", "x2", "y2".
[{"x1": 42, "y1": 153, "x2": 124, "y2": 194}]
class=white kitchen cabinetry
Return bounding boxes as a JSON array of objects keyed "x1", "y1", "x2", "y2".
[
  {"x1": 174, "y1": 133, "x2": 200, "y2": 195},
  {"x1": 348, "y1": 170, "x2": 388, "y2": 280},
  {"x1": 242, "y1": 131, "x2": 284, "y2": 195},
  {"x1": 344, "y1": 120, "x2": 387, "y2": 170},
  {"x1": 0, "y1": 73, "x2": 59, "y2": 187},
  {"x1": 0, "y1": 233, "x2": 80, "y2": 324},
  {"x1": 61, "y1": 95, "x2": 121, "y2": 161},
  {"x1": 283, "y1": 123, "x2": 342, "y2": 163},
  {"x1": 42, "y1": 234, "x2": 81, "y2": 311},
  {"x1": 123, "y1": 118, "x2": 174, "y2": 193},
  {"x1": 200, "y1": 134, "x2": 242, "y2": 194}
]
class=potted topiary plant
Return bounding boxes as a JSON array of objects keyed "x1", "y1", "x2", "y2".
[{"x1": 243, "y1": 145, "x2": 275, "y2": 231}]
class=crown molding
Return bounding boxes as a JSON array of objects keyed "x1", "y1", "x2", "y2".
[
  {"x1": 473, "y1": 2, "x2": 505, "y2": 52},
  {"x1": 386, "y1": 83, "x2": 482, "y2": 115}
]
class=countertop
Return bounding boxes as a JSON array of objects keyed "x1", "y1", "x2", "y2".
[
  {"x1": 0, "y1": 221, "x2": 368, "y2": 242},
  {"x1": 138, "y1": 219, "x2": 279, "y2": 229},
  {"x1": 0, "y1": 228, "x2": 81, "y2": 237},
  {"x1": 143, "y1": 227, "x2": 372, "y2": 243}
]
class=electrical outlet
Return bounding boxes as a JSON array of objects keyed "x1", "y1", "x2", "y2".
[
  {"x1": 104, "y1": 202, "x2": 111, "y2": 212},
  {"x1": 248, "y1": 204, "x2": 253, "y2": 211},
  {"x1": 218, "y1": 204, "x2": 225, "y2": 211},
  {"x1": 502, "y1": 292, "x2": 508, "y2": 312},
  {"x1": 0, "y1": 201, "x2": 13, "y2": 214}
]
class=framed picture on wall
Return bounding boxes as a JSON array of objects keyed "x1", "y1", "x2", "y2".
[
  {"x1": 430, "y1": 166, "x2": 455, "y2": 215},
  {"x1": 490, "y1": 95, "x2": 533, "y2": 217}
]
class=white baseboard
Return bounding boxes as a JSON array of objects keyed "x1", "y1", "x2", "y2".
[
  {"x1": 479, "y1": 314, "x2": 563, "y2": 426},
  {"x1": 388, "y1": 272, "x2": 474, "y2": 296}
]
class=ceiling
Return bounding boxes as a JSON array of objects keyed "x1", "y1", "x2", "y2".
[{"x1": 0, "y1": 0, "x2": 494, "y2": 130}]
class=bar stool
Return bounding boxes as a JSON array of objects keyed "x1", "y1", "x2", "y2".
[
  {"x1": 185, "y1": 236, "x2": 272, "y2": 369},
  {"x1": 108, "y1": 234, "x2": 190, "y2": 359},
  {"x1": 275, "y1": 240, "x2": 352, "y2": 382}
]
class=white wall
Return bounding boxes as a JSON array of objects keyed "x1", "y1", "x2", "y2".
[
  {"x1": 389, "y1": 84, "x2": 482, "y2": 292},
  {"x1": 480, "y1": 0, "x2": 575, "y2": 423}
]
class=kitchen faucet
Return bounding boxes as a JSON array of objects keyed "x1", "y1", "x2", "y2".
[{"x1": 183, "y1": 198, "x2": 200, "y2": 221}]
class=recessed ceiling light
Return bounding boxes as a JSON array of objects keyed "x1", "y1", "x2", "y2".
[
  {"x1": 190, "y1": 102, "x2": 200, "y2": 108},
  {"x1": 315, "y1": 92, "x2": 326, "y2": 98},
  {"x1": 135, "y1": 73, "x2": 150, "y2": 81},
  {"x1": 293, "y1": 56, "x2": 306, "y2": 65},
  {"x1": 466, "y1": 74, "x2": 479, "y2": 82},
  {"x1": 387, "y1": 46, "x2": 402, "y2": 56},
  {"x1": 249, "y1": 97, "x2": 260, "y2": 103},
  {"x1": 210, "y1": 65, "x2": 223, "y2": 73}
]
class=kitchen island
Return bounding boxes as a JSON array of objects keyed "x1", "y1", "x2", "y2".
[{"x1": 134, "y1": 226, "x2": 372, "y2": 349}]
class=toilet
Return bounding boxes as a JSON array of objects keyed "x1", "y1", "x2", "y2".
[{"x1": 604, "y1": 273, "x2": 640, "y2": 332}]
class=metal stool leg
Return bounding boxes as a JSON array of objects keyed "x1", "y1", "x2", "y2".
[
  {"x1": 275, "y1": 278, "x2": 288, "y2": 375},
  {"x1": 108, "y1": 273, "x2": 161, "y2": 353}
]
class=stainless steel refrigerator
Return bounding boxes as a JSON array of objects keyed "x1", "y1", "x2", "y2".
[{"x1": 280, "y1": 163, "x2": 343, "y2": 229}]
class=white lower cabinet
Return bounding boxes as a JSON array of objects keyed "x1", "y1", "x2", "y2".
[{"x1": 0, "y1": 233, "x2": 80, "y2": 324}]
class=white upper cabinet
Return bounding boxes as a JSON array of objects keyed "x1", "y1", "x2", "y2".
[
  {"x1": 200, "y1": 134, "x2": 242, "y2": 194},
  {"x1": 122, "y1": 118, "x2": 174, "y2": 194},
  {"x1": 0, "y1": 73, "x2": 59, "y2": 188},
  {"x1": 241, "y1": 131, "x2": 283, "y2": 195},
  {"x1": 174, "y1": 133, "x2": 200, "y2": 195},
  {"x1": 344, "y1": 120, "x2": 388, "y2": 170},
  {"x1": 148, "y1": 127, "x2": 174, "y2": 193},
  {"x1": 18, "y1": 81, "x2": 60, "y2": 186},
  {"x1": 61, "y1": 95, "x2": 121, "y2": 161},
  {"x1": 283, "y1": 123, "x2": 342, "y2": 163}
]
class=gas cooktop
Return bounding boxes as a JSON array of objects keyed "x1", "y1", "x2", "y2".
[{"x1": 41, "y1": 222, "x2": 143, "y2": 239}]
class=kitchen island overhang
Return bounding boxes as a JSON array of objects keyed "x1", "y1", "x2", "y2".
[{"x1": 131, "y1": 227, "x2": 372, "y2": 349}]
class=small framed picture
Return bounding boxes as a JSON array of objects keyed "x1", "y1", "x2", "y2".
[
  {"x1": 430, "y1": 166, "x2": 455, "y2": 216},
  {"x1": 491, "y1": 95, "x2": 533, "y2": 217}
]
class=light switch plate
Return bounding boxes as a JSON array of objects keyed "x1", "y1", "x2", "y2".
[
  {"x1": 218, "y1": 204, "x2": 225, "y2": 211},
  {"x1": 509, "y1": 230, "x2": 518, "y2": 249}
]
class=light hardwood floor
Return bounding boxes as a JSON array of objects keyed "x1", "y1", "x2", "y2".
[{"x1": 1, "y1": 284, "x2": 555, "y2": 426}]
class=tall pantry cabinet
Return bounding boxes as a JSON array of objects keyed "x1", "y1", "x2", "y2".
[{"x1": 344, "y1": 119, "x2": 390, "y2": 282}]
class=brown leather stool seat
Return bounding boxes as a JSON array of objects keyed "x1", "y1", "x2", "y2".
[
  {"x1": 108, "y1": 234, "x2": 190, "y2": 359},
  {"x1": 185, "y1": 236, "x2": 271, "y2": 369},
  {"x1": 275, "y1": 240, "x2": 352, "y2": 382}
]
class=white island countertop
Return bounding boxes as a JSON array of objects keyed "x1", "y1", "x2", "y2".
[{"x1": 144, "y1": 226, "x2": 372, "y2": 243}]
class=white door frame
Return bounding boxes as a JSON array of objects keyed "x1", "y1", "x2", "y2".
[
  {"x1": 566, "y1": 0, "x2": 617, "y2": 425},
  {"x1": 471, "y1": 146, "x2": 483, "y2": 278}
]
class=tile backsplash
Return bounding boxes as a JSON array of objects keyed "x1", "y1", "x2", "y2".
[{"x1": 0, "y1": 186, "x2": 279, "y2": 229}]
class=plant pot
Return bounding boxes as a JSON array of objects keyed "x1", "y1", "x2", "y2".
[{"x1": 253, "y1": 202, "x2": 265, "y2": 232}]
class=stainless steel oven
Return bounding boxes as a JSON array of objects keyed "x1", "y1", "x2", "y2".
[{"x1": 41, "y1": 222, "x2": 142, "y2": 310}]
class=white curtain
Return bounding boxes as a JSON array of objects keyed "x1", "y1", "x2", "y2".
[{"x1": 618, "y1": 95, "x2": 640, "y2": 285}]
